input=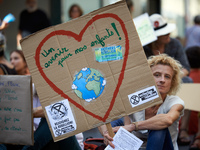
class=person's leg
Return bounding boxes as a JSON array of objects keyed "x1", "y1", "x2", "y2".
[
  {"x1": 58, "y1": 135, "x2": 81, "y2": 150},
  {"x1": 178, "y1": 76, "x2": 193, "y2": 145},
  {"x1": 22, "y1": 118, "x2": 53, "y2": 150},
  {"x1": 146, "y1": 128, "x2": 173, "y2": 150},
  {"x1": 179, "y1": 109, "x2": 191, "y2": 144},
  {"x1": 190, "y1": 114, "x2": 200, "y2": 149}
]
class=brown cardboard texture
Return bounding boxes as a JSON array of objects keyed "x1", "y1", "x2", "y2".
[
  {"x1": 21, "y1": 1, "x2": 162, "y2": 142},
  {"x1": 0, "y1": 75, "x2": 33, "y2": 145},
  {"x1": 177, "y1": 83, "x2": 200, "y2": 111}
]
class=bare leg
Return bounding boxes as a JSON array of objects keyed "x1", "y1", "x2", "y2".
[
  {"x1": 190, "y1": 114, "x2": 200, "y2": 149},
  {"x1": 179, "y1": 109, "x2": 191, "y2": 143}
]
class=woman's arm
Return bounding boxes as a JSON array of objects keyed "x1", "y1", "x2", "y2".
[
  {"x1": 103, "y1": 104, "x2": 184, "y2": 148},
  {"x1": 114, "y1": 104, "x2": 183, "y2": 132},
  {"x1": 124, "y1": 115, "x2": 131, "y2": 125},
  {"x1": 0, "y1": 21, "x2": 8, "y2": 30},
  {"x1": 33, "y1": 106, "x2": 45, "y2": 118}
]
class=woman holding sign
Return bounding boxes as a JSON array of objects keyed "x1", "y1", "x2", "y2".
[
  {"x1": 9, "y1": 50, "x2": 82, "y2": 150},
  {"x1": 101, "y1": 54, "x2": 184, "y2": 150}
]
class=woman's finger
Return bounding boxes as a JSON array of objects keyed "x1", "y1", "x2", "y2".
[
  {"x1": 113, "y1": 126, "x2": 120, "y2": 132},
  {"x1": 108, "y1": 140, "x2": 115, "y2": 148},
  {"x1": 105, "y1": 134, "x2": 113, "y2": 141}
]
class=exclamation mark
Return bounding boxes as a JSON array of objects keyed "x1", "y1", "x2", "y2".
[{"x1": 111, "y1": 23, "x2": 121, "y2": 40}]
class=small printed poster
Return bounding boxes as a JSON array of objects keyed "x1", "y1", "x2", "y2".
[
  {"x1": 95, "y1": 45, "x2": 122, "y2": 62},
  {"x1": 45, "y1": 99, "x2": 76, "y2": 137},
  {"x1": 128, "y1": 86, "x2": 159, "y2": 108}
]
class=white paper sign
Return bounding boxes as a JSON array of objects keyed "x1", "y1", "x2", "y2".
[
  {"x1": 133, "y1": 13, "x2": 157, "y2": 46},
  {"x1": 105, "y1": 127, "x2": 143, "y2": 150},
  {"x1": 128, "y1": 86, "x2": 159, "y2": 108},
  {"x1": 45, "y1": 99, "x2": 77, "y2": 137}
]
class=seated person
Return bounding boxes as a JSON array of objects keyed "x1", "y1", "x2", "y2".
[
  {"x1": 185, "y1": 46, "x2": 200, "y2": 150},
  {"x1": 100, "y1": 54, "x2": 184, "y2": 150}
]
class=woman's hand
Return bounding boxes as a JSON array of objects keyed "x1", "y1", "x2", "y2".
[
  {"x1": 0, "y1": 21, "x2": 9, "y2": 30},
  {"x1": 103, "y1": 130, "x2": 115, "y2": 148},
  {"x1": 33, "y1": 106, "x2": 45, "y2": 118},
  {"x1": 113, "y1": 124, "x2": 135, "y2": 133}
]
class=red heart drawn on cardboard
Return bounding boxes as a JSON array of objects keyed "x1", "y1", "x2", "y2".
[{"x1": 35, "y1": 13, "x2": 129, "y2": 122}]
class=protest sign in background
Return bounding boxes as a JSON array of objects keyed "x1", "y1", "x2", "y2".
[
  {"x1": 21, "y1": 1, "x2": 162, "y2": 141},
  {"x1": 0, "y1": 75, "x2": 33, "y2": 145}
]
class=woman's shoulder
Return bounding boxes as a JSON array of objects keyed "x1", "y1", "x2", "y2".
[
  {"x1": 165, "y1": 95, "x2": 184, "y2": 107},
  {"x1": 0, "y1": 63, "x2": 17, "y2": 75}
]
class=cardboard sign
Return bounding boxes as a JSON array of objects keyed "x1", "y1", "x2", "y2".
[
  {"x1": 0, "y1": 75, "x2": 33, "y2": 145},
  {"x1": 177, "y1": 83, "x2": 200, "y2": 111},
  {"x1": 21, "y1": 1, "x2": 162, "y2": 142},
  {"x1": 133, "y1": 13, "x2": 157, "y2": 46}
]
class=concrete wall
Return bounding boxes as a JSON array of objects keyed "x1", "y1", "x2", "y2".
[{"x1": 0, "y1": 0, "x2": 50, "y2": 58}]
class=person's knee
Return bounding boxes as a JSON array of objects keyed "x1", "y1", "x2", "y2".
[{"x1": 148, "y1": 128, "x2": 169, "y2": 140}]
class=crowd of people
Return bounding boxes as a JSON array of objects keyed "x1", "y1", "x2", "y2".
[{"x1": 0, "y1": 0, "x2": 200, "y2": 150}]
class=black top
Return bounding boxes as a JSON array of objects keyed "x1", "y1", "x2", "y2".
[
  {"x1": 143, "y1": 38, "x2": 190, "y2": 72},
  {"x1": 0, "y1": 64, "x2": 17, "y2": 75},
  {"x1": 19, "y1": 9, "x2": 50, "y2": 34}
]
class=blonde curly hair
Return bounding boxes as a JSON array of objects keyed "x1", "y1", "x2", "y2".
[{"x1": 148, "y1": 54, "x2": 183, "y2": 95}]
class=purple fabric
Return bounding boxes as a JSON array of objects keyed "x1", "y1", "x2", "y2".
[{"x1": 186, "y1": 25, "x2": 200, "y2": 49}]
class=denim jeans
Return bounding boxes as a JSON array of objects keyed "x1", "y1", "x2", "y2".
[
  {"x1": 146, "y1": 128, "x2": 174, "y2": 150},
  {"x1": 21, "y1": 118, "x2": 81, "y2": 150}
]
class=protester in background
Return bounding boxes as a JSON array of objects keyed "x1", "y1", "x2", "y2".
[
  {"x1": 9, "y1": 50, "x2": 82, "y2": 150},
  {"x1": 68, "y1": 4, "x2": 83, "y2": 20},
  {"x1": 100, "y1": 54, "x2": 184, "y2": 150},
  {"x1": 185, "y1": 46, "x2": 200, "y2": 150},
  {"x1": 0, "y1": 34, "x2": 16, "y2": 75},
  {"x1": 143, "y1": 14, "x2": 190, "y2": 77},
  {"x1": 126, "y1": 0, "x2": 134, "y2": 17},
  {"x1": 185, "y1": 15, "x2": 200, "y2": 49},
  {"x1": 17, "y1": 0, "x2": 50, "y2": 49},
  {"x1": 144, "y1": 15, "x2": 192, "y2": 145}
]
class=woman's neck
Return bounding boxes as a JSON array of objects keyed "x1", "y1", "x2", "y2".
[
  {"x1": 152, "y1": 42, "x2": 165, "y2": 55},
  {"x1": 161, "y1": 94, "x2": 167, "y2": 102},
  {"x1": 17, "y1": 68, "x2": 29, "y2": 75}
]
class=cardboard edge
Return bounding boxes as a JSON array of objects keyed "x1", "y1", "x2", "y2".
[{"x1": 30, "y1": 75, "x2": 34, "y2": 146}]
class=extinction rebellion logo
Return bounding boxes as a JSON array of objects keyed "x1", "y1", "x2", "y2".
[
  {"x1": 50, "y1": 103, "x2": 68, "y2": 120},
  {"x1": 45, "y1": 99, "x2": 77, "y2": 137},
  {"x1": 130, "y1": 88, "x2": 158, "y2": 105}
]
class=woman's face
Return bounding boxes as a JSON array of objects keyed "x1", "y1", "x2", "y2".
[
  {"x1": 10, "y1": 52, "x2": 26, "y2": 72},
  {"x1": 151, "y1": 64, "x2": 174, "y2": 97},
  {"x1": 157, "y1": 33, "x2": 170, "y2": 45},
  {"x1": 71, "y1": 6, "x2": 80, "y2": 19}
]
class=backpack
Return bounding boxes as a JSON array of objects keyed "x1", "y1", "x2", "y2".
[{"x1": 84, "y1": 137, "x2": 106, "y2": 150}]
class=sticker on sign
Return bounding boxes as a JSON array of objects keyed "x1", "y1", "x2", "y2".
[
  {"x1": 45, "y1": 99, "x2": 77, "y2": 137},
  {"x1": 128, "y1": 86, "x2": 159, "y2": 108}
]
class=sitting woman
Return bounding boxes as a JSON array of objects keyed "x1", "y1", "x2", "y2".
[{"x1": 101, "y1": 54, "x2": 184, "y2": 150}]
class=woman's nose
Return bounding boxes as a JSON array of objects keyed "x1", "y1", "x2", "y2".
[{"x1": 160, "y1": 75, "x2": 165, "y2": 82}]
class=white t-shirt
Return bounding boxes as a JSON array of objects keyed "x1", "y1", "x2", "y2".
[
  {"x1": 157, "y1": 95, "x2": 184, "y2": 150},
  {"x1": 129, "y1": 95, "x2": 184, "y2": 150},
  {"x1": 32, "y1": 84, "x2": 41, "y2": 130}
]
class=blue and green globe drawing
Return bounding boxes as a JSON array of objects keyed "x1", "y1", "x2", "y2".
[{"x1": 72, "y1": 67, "x2": 106, "y2": 102}]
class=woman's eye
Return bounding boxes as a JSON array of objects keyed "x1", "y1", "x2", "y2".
[
  {"x1": 154, "y1": 73, "x2": 160, "y2": 77},
  {"x1": 165, "y1": 75, "x2": 171, "y2": 79}
]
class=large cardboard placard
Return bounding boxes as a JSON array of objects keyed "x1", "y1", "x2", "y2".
[
  {"x1": 177, "y1": 83, "x2": 200, "y2": 111},
  {"x1": 0, "y1": 75, "x2": 33, "y2": 145},
  {"x1": 21, "y1": 1, "x2": 162, "y2": 141}
]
